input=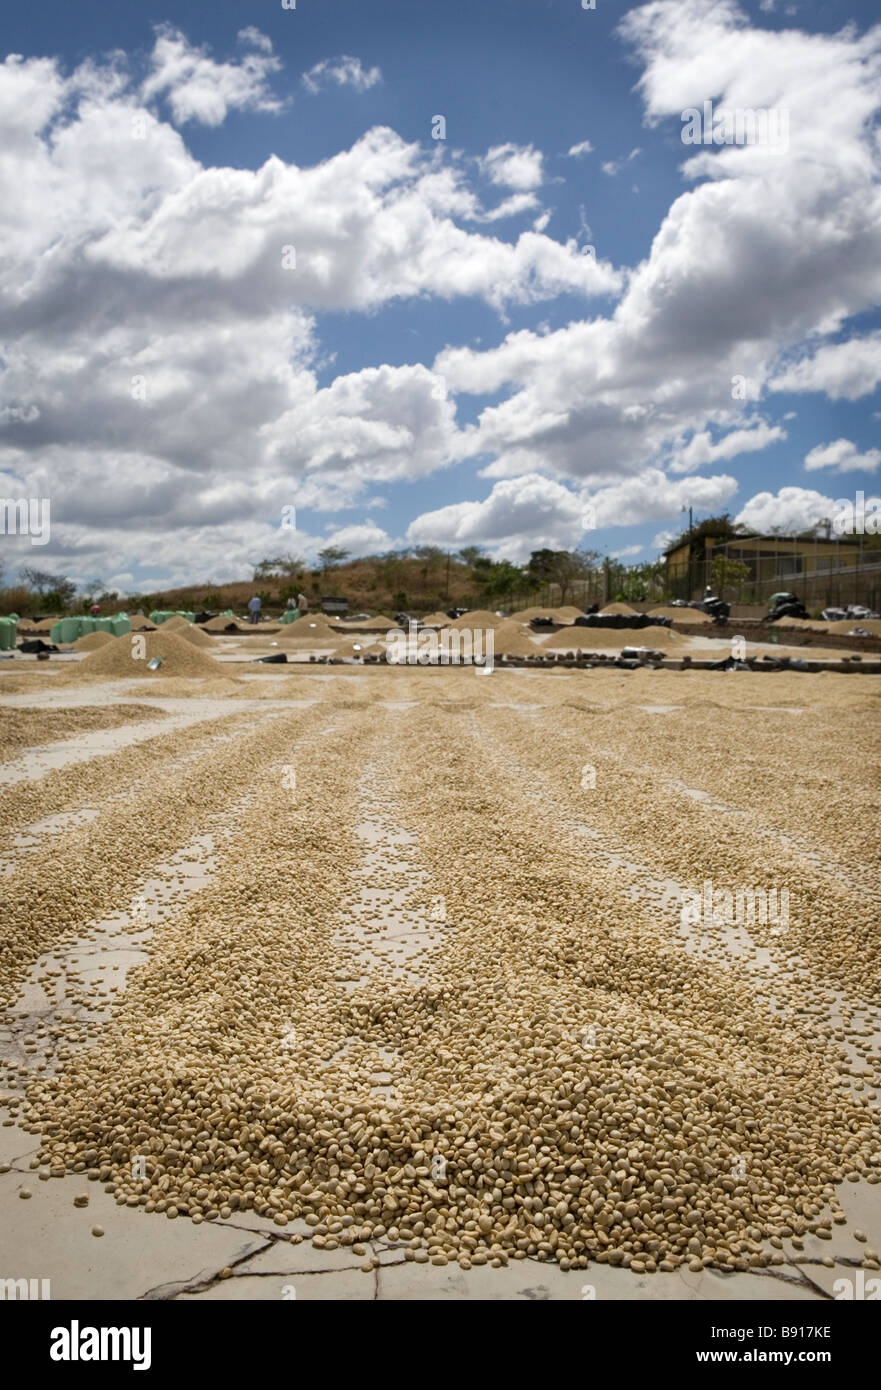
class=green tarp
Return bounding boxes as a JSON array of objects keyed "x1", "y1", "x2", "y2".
[
  {"x1": 50, "y1": 615, "x2": 131, "y2": 644},
  {"x1": 150, "y1": 610, "x2": 195, "y2": 625},
  {"x1": 51, "y1": 617, "x2": 80, "y2": 645}
]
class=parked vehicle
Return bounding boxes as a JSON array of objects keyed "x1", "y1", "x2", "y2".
[
  {"x1": 666, "y1": 590, "x2": 730, "y2": 622},
  {"x1": 320, "y1": 596, "x2": 349, "y2": 617},
  {"x1": 766, "y1": 591, "x2": 807, "y2": 621},
  {"x1": 701, "y1": 595, "x2": 731, "y2": 623},
  {"x1": 820, "y1": 603, "x2": 880, "y2": 622}
]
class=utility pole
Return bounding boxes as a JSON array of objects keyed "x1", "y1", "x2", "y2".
[{"x1": 682, "y1": 504, "x2": 694, "y2": 597}]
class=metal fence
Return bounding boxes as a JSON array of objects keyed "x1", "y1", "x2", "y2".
[
  {"x1": 670, "y1": 538, "x2": 881, "y2": 611},
  {"x1": 466, "y1": 545, "x2": 881, "y2": 615}
]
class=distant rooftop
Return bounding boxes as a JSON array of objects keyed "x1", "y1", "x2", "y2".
[{"x1": 664, "y1": 527, "x2": 863, "y2": 555}]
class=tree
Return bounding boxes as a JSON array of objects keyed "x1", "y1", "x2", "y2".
[
  {"x1": 458, "y1": 546, "x2": 484, "y2": 568},
  {"x1": 666, "y1": 513, "x2": 753, "y2": 555},
  {"x1": 526, "y1": 549, "x2": 558, "y2": 584},
  {"x1": 413, "y1": 545, "x2": 445, "y2": 588},
  {"x1": 253, "y1": 553, "x2": 305, "y2": 580},
  {"x1": 19, "y1": 567, "x2": 77, "y2": 605},
  {"x1": 413, "y1": 545, "x2": 445, "y2": 565},
  {"x1": 639, "y1": 559, "x2": 667, "y2": 603},
  {"x1": 475, "y1": 559, "x2": 528, "y2": 599},
  {"x1": 318, "y1": 546, "x2": 350, "y2": 572},
  {"x1": 527, "y1": 549, "x2": 599, "y2": 605},
  {"x1": 605, "y1": 558, "x2": 667, "y2": 604},
  {"x1": 378, "y1": 551, "x2": 407, "y2": 590},
  {"x1": 711, "y1": 554, "x2": 753, "y2": 601},
  {"x1": 19, "y1": 567, "x2": 55, "y2": 591}
]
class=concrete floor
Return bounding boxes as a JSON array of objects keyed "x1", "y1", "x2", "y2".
[
  {"x1": 2, "y1": 1122, "x2": 874, "y2": 1299},
  {"x1": 1, "y1": 674, "x2": 879, "y2": 1301}
]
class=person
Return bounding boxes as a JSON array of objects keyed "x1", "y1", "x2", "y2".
[
  {"x1": 297, "y1": 592, "x2": 309, "y2": 612},
  {"x1": 90, "y1": 602, "x2": 101, "y2": 617},
  {"x1": 247, "y1": 594, "x2": 262, "y2": 625},
  {"x1": 286, "y1": 595, "x2": 297, "y2": 611}
]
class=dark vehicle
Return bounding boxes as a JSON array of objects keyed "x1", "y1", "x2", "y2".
[
  {"x1": 321, "y1": 596, "x2": 349, "y2": 617},
  {"x1": 701, "y1": 594, "x2": 730, "y2": 623},
  {"x1": 667, "y1": 592, "x2": 729, "y2": 623},
  {"x1": 767, "y1": 591, "x2": 807, "y2": 621}
]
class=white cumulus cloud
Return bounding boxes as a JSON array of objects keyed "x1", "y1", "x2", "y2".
[
  {"x1": 770, "y1": 333, "x2": 881, "y2": 400},
  {"x1": 669, "y1": 421, "x2": 786, "y2": 473},
  {"x1": 302, "y1": 55, "x2": 382, "y2": 95},
  {"x1": 804, "y1": 439, "x2": 881, "y2": 473},
  {"x1": 432, "y1": 0, "x2": 881, "y2": 493},
  {"x1": 141, "y1": 24, "x2": 283, "y2": 126},
  {"x1": 480, "y1": 143, "x2": 544, "y2": 191},
  {"x1": 735, "y1": 486, "x2": 837, "y2": 533},
  {"x1": 406, "y1": 468, "x2": 737, "y2": 561}
]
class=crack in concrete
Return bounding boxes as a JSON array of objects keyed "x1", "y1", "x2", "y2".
[
  {"x1": 1, "y1": 1148, "x2": 39, "y2": 1170},
  {"x1": 238, "y1": 1266, "x2": 362, "y2": 1278},
  {"x1": 137, "y1": 1238, "x2": 276, "y2": 1300},
  {"x1": 216, "y1": 1221, "x2": 304, "y2": 1241},
  {"x1": 136, "y1": 1225, "x2": 406, "y2": 1300},
  {"x1": 790, "y1": 1267, "x2": 835, "y2": 1300}
]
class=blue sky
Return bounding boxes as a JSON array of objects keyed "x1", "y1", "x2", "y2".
[{"x1": 1, "y1": 0, "x2": 880, "y2": 591}]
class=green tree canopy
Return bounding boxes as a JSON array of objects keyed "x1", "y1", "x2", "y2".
[
  {"x1": 253, "y1": 553, "x2": 305, "y2": 580},
  {"x1": 317, "y1": 546, "x2": 350, "y2": 571}
]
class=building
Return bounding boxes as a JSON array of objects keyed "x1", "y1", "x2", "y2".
[{"x1": 664, "y1": 527, "x2": 881, "y2": 608}]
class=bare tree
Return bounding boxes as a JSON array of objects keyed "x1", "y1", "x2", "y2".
[{"x1": 318, "y1": 546, "x2": 350, "y2": 572}]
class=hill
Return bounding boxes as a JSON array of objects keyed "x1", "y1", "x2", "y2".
[{"x1": 129, "y1": 554, "x2": 500, "y2": 620}]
